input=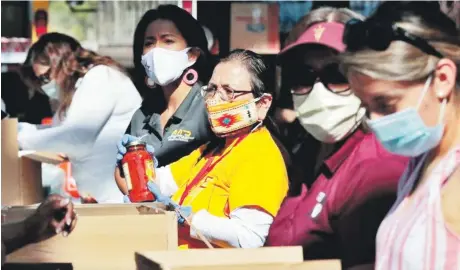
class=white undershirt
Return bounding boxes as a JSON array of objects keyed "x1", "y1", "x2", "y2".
[
  {"x1": 18, "y1": 65, "x2": 142, "y2": 203},
  {"x1": 155, "y1": 166, "x2": 273, "y2": 248},
  {"x1": 1, "y1": 98, "x2": 6, "y2": 112},
  {"x1": 1, "y1": 98, "x2": 8, "y2": 118}
]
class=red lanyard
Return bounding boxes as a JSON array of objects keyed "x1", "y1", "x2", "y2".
[{"x1": 178, "y1": 135, "x2": 247, "y2": 205}]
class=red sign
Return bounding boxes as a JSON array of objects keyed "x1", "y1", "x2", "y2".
[{"x1": 182, "y1": 1, "x2": 192, "y2": 14}]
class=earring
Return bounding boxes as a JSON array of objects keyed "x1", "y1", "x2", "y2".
[
  {"x1": 440, "y1": 73, "x2": 447, "y2": 81},
  {"x1": 183, "y1": 69, "x2": 198, "y2": 85},
  {"x1": 145, "y1": 77, "x2": 156, "y2": 89}
]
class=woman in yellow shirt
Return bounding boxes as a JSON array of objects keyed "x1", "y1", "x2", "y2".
[{"x1": 119, "y1": 49, "x2": 289, "y2": 248}]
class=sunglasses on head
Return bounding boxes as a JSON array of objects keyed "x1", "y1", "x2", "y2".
[
  {"x1": 37, "y1": 68, "x2": 52, "y2": 85},
  {"x1": 343, "y1": 18, "x2": 443, "y2": 58},
  {"x1": 287, "y1": 63, "x2": 351, "y2": 96}
]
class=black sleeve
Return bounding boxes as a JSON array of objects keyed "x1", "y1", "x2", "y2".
[
  {"x1": 2, "y1": 239, "x2": 6, "y2": 266},
  {"x1": 124, "y1": 122, "x2": 132, "y2": 135}
]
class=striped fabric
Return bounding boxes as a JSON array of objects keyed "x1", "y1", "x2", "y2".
[{"x1": 376, "y1": 146, "x2": 460, "y2": 270}]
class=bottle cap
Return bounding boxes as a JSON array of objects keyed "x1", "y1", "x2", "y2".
[{"x1": 126, "y1": 140, "x2": 146, "y2": 148}]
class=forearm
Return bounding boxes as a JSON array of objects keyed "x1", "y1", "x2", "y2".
[
  {"x1": 18, "y1": 123, "x2": 100, "y2": 157},
  {"x1": 18, "y1": 66, "x2": 118, "y2": 157},
  {"x1": 1, "y1": 221, "x2": 31, "y2": 255},
  {"x1": 115, "y1": 167, "x2": 128, "y2": 195},
  {"x1": 189, "y1": 208, "x2": 273, "y2": 248}
]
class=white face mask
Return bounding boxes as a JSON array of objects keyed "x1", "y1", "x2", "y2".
[
  {"x1": 141, "y1": 47, "x2": 196, "y2": 86},
  {"x1": 41, "y1": 80, "x2": 59, "y2": 100},
  {"x1": 293, "y1": 82, "x2": 365, "y2": 143}
]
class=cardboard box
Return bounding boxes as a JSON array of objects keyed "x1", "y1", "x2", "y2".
[
  {"x1": 4, "y1": 203, "x2": 178, "y2": 269},
  {"x1": 1, "y1": 118, "x2": 64, "y2": 206},
  {"x1": 135, "y1": 248, "x2": 341, "y2": 270}
]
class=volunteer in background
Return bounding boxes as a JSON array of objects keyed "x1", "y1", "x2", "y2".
[
  {"x1": 19, "y1": 33, "x2": 142, "y2": 203},
  {"x1": 120, "y1": 50, "x2": 289, "y2": 249},
  {"x1": 115, "y1": 4, "x2": 215, "y2": 171},
  {"x1": 341, "y1": 2, "x2": 460, "y2": 268},
  {"x1": 273, "y1": 7, "x2": 367, "y2": 189},
  {"x1": 265, "y1": 8, "x2": 409, "y2": 269},
  {"x1": 2, "y1": 194, "x2": 77, "y2": 266}
]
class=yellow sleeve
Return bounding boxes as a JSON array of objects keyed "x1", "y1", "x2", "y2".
[
  {"x1": 169, "y1": 145, "x2": 205, "y2": 188},
  {"x1": 228, "y1": 147, "x2": 289, "y2": 217}
]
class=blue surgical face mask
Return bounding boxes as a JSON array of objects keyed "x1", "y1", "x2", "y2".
[{"x1": 367, "y1": 76, "x2": 447, "y2": 157}]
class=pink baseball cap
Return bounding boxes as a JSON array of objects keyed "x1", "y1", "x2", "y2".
[{"x1": 279, "y1": 22, "x2": 346, "y2": 56}]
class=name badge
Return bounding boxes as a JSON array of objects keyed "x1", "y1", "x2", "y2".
[{"x1": 310, "y1": 191, "x2": 327, "y2": 219}]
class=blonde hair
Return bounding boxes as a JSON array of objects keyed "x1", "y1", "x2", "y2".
[{"x1": 340, "y1": 2, "x2": 460, "y2": 85}]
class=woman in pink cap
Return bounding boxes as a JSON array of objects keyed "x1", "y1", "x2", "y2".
[{"x1": 265, "y1": 7, "x2": 409, "y2": 269}]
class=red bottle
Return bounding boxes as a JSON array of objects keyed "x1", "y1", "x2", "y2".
[{"x1": 121, "y1": 141, "x2": 156, "y2": 202}]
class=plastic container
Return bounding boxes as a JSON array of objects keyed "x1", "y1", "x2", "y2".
[{"x1": 121, "y1": 140, "x2": 156, "y2": 202}]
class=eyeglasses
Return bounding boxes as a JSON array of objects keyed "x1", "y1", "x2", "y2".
[
  {"x1": 201, "y1": 85, "x2": 253, "y2": 101},
  {"x1": 287, "y1": 64, "x2": 351, "y2": 96},
  {"x1": 343, "y1": 18, "x2": 443, "y2": 58},
  {"x1": 37, "y1": 69, "x2": 51, "y2": 85}
]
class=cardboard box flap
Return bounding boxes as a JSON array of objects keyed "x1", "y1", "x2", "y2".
[
  {"x1": 137, "y1": 261, "x2": 341, "y2": 270},
  {"x1": 6, "y1": 204, "x2": 179, "y2": 269},
  {"x1": 2, "y1": 118, "x2": 50, "y2": 205},
  {"x1": 2, "y1": 203, "x2": 170, "y2": 223},
  {"x1": 136, "y1": 247, "x2": 303, "y2": 268},
  {"x1": 2, "y1": 118, "x2": 22, "y2": 205},
  {"x1": 135, "y1": 248, "x2": 341, "y2": 270},
  {"x1": 19, "y1": 151, "x2": 64, "y2": 165}
]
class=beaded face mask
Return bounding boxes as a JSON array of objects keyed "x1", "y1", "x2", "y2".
[{"x1": 205, "y1": 95, "x2": 265, "y2": 137}]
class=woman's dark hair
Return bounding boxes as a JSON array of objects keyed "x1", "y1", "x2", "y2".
[
  {"x1": 133, "y1": 4, "x2": 212, "y2": 98},
  {"x1": 34, "y1": 9, "x2": 48, "y2": 23},
  {"x1": 199, "y1": 49, "x2": 282, "y2": 160},
  {"x1": 20, "y1": 32, "x2": 126, "y2": 118}
]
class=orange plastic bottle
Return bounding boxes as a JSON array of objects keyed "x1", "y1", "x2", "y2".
[
  {"x1": 41, "y1": 117, "x2": 53, "y2": 125},
  {"x1": 121, "y1": 141, "x2": 156, "y2": 202}
]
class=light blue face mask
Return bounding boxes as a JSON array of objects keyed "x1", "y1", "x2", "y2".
[
  {"x1": 41, "y1": 80, "x2": 59, "y2": 100},
  {"x1": 367, "y1": 76, "x2": 447, "y2": 157}
]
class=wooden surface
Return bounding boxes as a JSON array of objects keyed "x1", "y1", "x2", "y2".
[{"x1": 6, "y1": 204, "x2": 178, "y2": 269}]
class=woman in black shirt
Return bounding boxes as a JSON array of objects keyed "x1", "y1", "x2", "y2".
[{"x1": 114, "y1": 5, "x2": 215, "y2": 186}]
